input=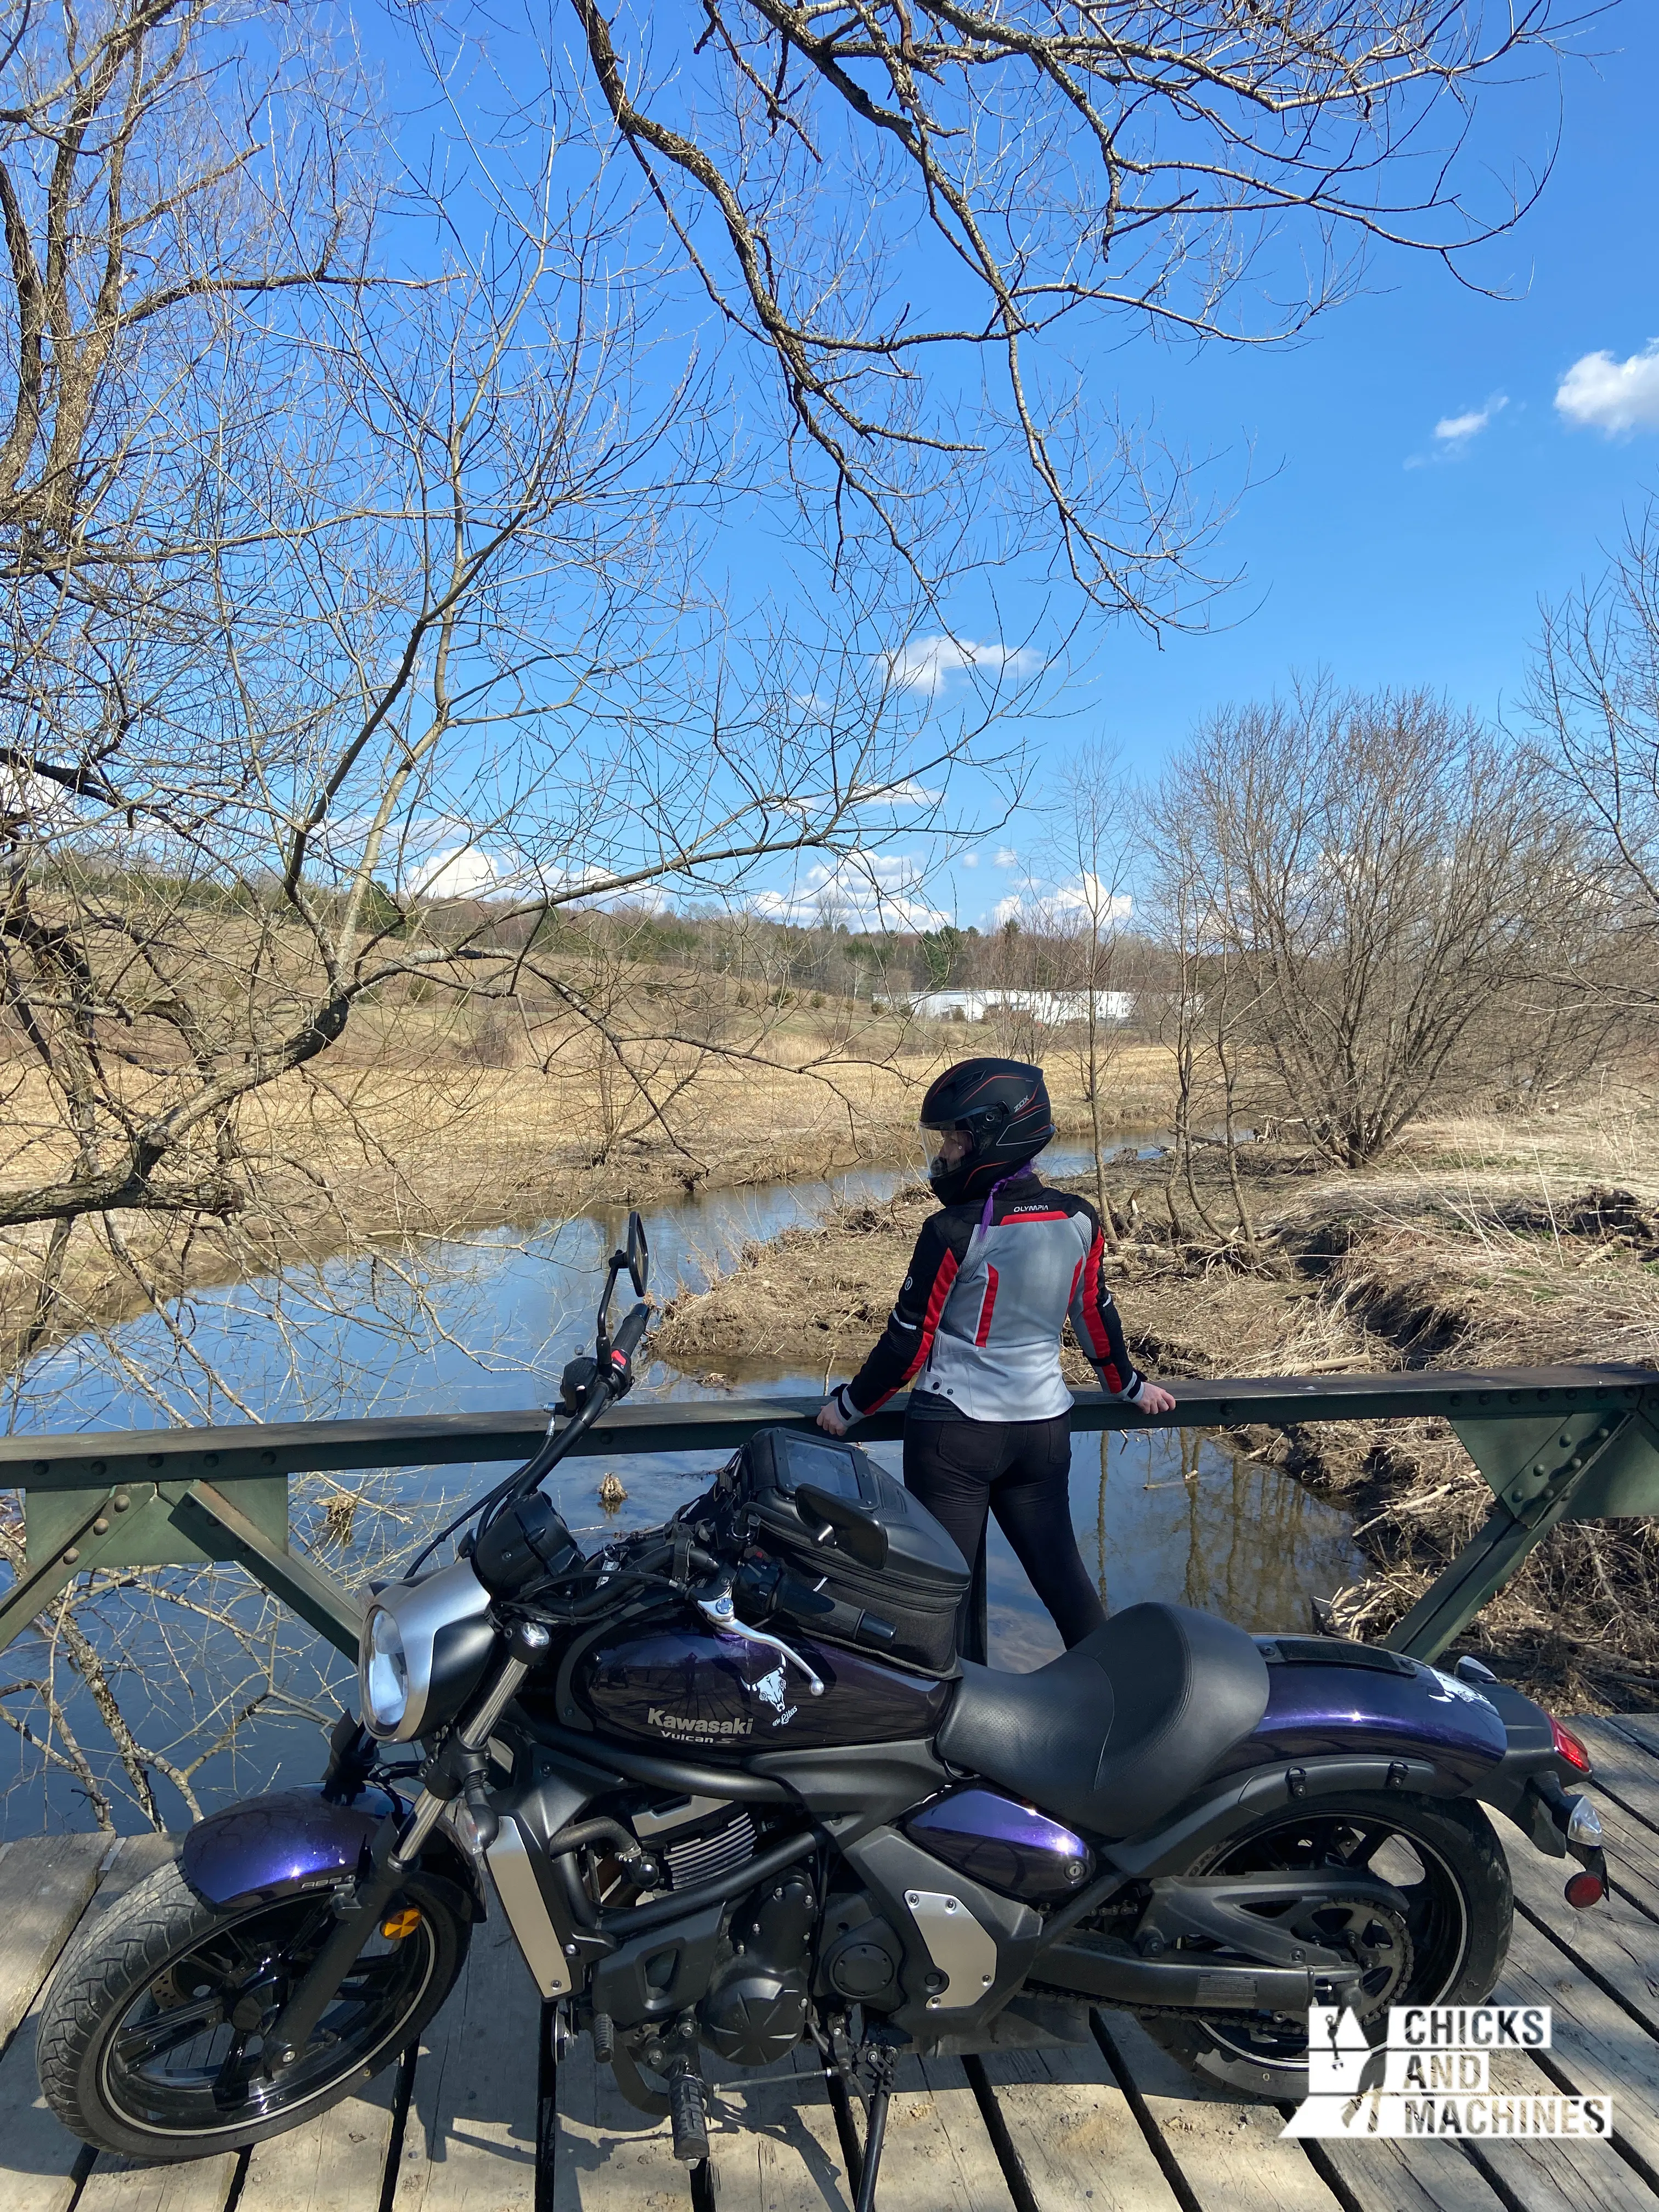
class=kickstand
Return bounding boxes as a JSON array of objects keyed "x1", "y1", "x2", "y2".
[
  {"x1": 535, "y1": 1999, "x2": 561, "y2": 2212},
  {"x1": 823, "y1": 2060, "x2": 865, "y2": 2199},
  {"x1": 851, "y1": 2041, "x2": 898, "y2": 2212}
]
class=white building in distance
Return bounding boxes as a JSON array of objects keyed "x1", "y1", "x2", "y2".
[{"x1": 907, "y1": 988, "x2": 1134, "y2": 1025}]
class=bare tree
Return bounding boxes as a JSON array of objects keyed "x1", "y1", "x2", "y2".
[
  {"x1": 0, "y1": 0, "x2": 1027, "y2": 1326},
  {"x1": 1530, "y1": 499, "x2": 1659, "y2": 1002},
  {"x1": 1156, "y1": 686, "x2": 1575, "y2": 1168},
  {"x1": 0, "y1": 0, "x2": 1025, "y2": 1816},
  {"x1": 1036, "y1": 743, "x2": 1136, "y2": 1241},
  {"x1": 557, "y1": 0, "x2": 1570, "y2": 619}
]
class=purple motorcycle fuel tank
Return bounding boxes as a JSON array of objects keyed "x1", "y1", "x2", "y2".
[{"x1": 573, "y1": 1623, "x2": 953, "y2": 1756}]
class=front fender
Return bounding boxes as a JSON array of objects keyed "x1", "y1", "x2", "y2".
[{"x1": 180, "y1": 1784, "x2": 486, "y2": 1920}]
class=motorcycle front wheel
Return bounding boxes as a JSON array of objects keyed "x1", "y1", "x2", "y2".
[
  {"x1": 1133, "y1": 1790, "x2": 1512, "y2": 2103},
  {"x1": 37, "y1": 1855, "x2": 470, "y2": 2160}
]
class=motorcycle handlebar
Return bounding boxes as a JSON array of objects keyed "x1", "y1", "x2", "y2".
[{"x1": 611, "y1": 1300, "x2": 650, "y2": 1367}]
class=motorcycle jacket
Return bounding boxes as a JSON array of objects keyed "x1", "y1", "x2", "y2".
[{"x1": 835, "y1": 1175, "x2": 1143, "y2": 1425}]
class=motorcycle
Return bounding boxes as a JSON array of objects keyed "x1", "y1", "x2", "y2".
[{"x1": 37, "y1": 1213, "x2": 1609, "y2": 2204}]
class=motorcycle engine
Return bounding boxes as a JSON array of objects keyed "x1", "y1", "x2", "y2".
[{"x1": 698, "y1": 1873, "x2": 815, "y2": 2067}]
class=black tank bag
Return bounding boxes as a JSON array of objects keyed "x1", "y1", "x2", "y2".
[{"x1": 732, "y1": 1427, "x2": 969, "y2": 1675}]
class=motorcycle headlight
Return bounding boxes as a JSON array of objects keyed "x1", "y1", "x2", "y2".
[{"x1": 361, "y1": 1605, "x2": 410, "y2": 1737}]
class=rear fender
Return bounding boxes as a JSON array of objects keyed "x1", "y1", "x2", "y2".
[
  {"x1": 179, "y1": 1784, "x2": 486, "y2": 1920},
  {"x1": 1103, "y1": 1754, "x2": 1442, "y2": 1878}
]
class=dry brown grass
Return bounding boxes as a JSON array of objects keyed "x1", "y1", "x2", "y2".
[{"x1": 0, "y1": 1012, "x2": 1177, "y2": 1364}]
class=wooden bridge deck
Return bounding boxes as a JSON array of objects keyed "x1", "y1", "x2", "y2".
[{"x1": 7, "y1": 1714, "x2": 1659, "y2": 2212}]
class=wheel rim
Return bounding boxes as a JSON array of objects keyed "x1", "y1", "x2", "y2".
[
  {"x1": 1194, "y1": 1809, "x2": 1470, "y2": 2079},
  {"x1": 99, "y1": 1891, "x2": 438, "y2": 2138}
]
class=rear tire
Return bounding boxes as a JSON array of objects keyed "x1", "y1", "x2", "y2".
[
  {"x1": 1132, "y1": 1791, "x2": 1511, "y2": 2103},
  {"x1": 38, "y1": 1856, "x2": 469, "y2": 2160}
]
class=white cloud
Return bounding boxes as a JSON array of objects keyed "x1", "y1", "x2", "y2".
[
  {"x1": 888, "y1": 635, "x2": 1037, "y2": 697},
  {"x1": 961, "y1": 851, "x2": 979, "y2": 868},
  {"x1": 993, "y1": 846, "x2": 1019, "y2": 868},
  {"x1": 409, "y1": 845, "x2": 510, "y2": 899},
  {"x1": 852, "y1": 777, "x2": 939, "y2": 808},
  {"x1": 1434, "y1": 396, "x2": 1506, "y2": 445},
  {"x1": 1049, "y1": 874, "x2": 1134, "y2": 927},
  {"x1": 1556, "y1": 342, "x2": 1659, "y2": 435},
  {"x1": 751, "y1": 850, "x2": 950, "y2": 930},
  {"x1": 988, "y1": 874, "x2": 1133, "y2": 932}
]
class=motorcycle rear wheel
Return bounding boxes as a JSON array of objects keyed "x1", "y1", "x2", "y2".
[
  {"x1": 37, "y1": 1855, "x2": 470, "y2": 2160},
  {"x1": 1133, "y1": 1790, "x2": 1511, "y2": 2103}
]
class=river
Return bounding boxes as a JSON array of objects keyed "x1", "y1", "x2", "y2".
[{"x1": 1, "y1": 1140, "x2": 1360, "y2": 1835}]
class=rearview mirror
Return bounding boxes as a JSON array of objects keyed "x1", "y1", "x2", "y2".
[
  {"x1": 794, "y1": 1482, "x2": 889, "y2": 1572},
  {"x1": 626, "y1": 1210, "x2": 650, "y2": 1296}
]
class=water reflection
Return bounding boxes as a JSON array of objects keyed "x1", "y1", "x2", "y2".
[{"x1": 940, "y1": 1424, "x2": 1359, "y2": 1674}]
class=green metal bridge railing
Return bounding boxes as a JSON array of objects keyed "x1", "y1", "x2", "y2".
[{"x1": 3, "y1": 1362, "x2": 1656, "y2": 1667}]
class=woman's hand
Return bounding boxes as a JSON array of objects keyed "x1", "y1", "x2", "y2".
[
  {"x1": 1135, "y1": 1381, "x2": 1177, "y2": 1417},
  {"x1": 816, "y1": 1396, "x2": 851, "y2": 1437}
]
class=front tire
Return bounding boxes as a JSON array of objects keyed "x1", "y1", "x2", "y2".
[
  {"x1": 1134, "y1": 1791, "x2": 1511, "y2": 2103},
  {"x1": 38, "y1": 1856, "x2": 469, "y2": 2160}
]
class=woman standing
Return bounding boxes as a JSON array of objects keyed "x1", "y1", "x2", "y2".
[{"x1": 816, "y1": 1057, "x2": 1175, "y2": 1658}]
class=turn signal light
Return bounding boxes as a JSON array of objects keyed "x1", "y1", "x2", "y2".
[
  {"x1": 1550, "y1": 1717, "x2": 1593, "y2": 1774},
  {"x1": 1564, "y1": 1871, "x2": 1605, "y2": 1909},
  {"x1": 381, "y1": 1906, "x2": 422, "y2": 1940}
]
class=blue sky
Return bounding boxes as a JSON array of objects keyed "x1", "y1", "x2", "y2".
[
  {"x1": 373, "y1": 6, "x2": 1657, "y2": 937},
  {"x1": 896, "y1": 4, "x2": 1659, "y2": 930}
]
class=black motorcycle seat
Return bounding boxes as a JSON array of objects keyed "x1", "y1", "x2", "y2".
[{"x1": 934, "y1": 1601, "x2": 1271, "y2": 1838}]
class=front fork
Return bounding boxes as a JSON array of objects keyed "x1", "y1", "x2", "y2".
[{"x1": 266, "y1": 1621, "x2": 549, "y2": 2065}]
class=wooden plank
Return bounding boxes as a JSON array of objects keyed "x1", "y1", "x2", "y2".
[
  {"x1": 1573, "y1": 1718, "x2": 1659, "y2": 1838},
  {"x1": 238, "y1": 2058, "x2": 400, "y2": 2212},
  {"x1": 1312, "y1": 2136, "x2": 1507, "y2": 2212},
  {"x1": 1500, "y1": 1820, "x2": 1659, "y2": 2039},
  {"x1": 75, "y1": 2157, "x2": 241, "y2": 2212},
  {"x1": 1495, "y1": 1900, "x2": 1659, "y2": 2181},
  {"x1": 725, "y1": 2047, "x2": 861, "y2": 2212},
  {"x1": 0, "y1": 1836, "x2": 176, "y2": 2212},
  {"x1": 394, "y1": 1905, "x2": 539, "y2": 2212},
  {"x1": 554, "y1": 2034, "x2": 1013, "y2": 2212},
  {"x1": 1606, "y1": 1717, "x2": 1659, "y2": 1766},
  {"x1": 832, "y1": 2055, "x2": 1005, "y2": 2212},
  {"x1": 1474, "y1": 2044, "x2": 1659, "y2": 2212},
  {"x1": 970, "y1": 2034, "x2": 1184, "y2": 2212},
  {"x1": 550, "y1": 2030, "x2": 695, "y2": 2212},
  {"x1": 0, "y1": 1836, "x2": 114, "y2": 2050},
  {"x1": 555, "y1": 2034, "x2": 865, "y2": 2212},
  {"x1": 1096, "y1": 2012, "x2": 1341, "y2": 2212}
]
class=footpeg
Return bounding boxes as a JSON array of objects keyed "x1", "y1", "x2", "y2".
[{"x1": 668, "y1": 2065, "x2": 711, "y2": 2164}]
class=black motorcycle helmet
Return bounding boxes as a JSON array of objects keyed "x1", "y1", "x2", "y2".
[{"x1": 919, "y1": 1058, "x2": 1055, "y2": 1204}]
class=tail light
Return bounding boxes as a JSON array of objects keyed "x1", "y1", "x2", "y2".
[
  {"x1": 1565, "y1": 1869, "x2": 1605, "y2": 1909},
  {"x1": 1550, "y1": 1716, "x2": 1592, "y2": 1774}
]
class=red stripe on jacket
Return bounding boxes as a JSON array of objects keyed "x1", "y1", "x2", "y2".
[
  {"x1": 974, "y1": 1265, "x2": 1000, "y2": 1347},
  {"x1": 860, "y1": 1248, "x2": 959, "y2": 1412},
  {"x1": 1079, "y1": 1232, "x2": 1125, "y2": 1390}
]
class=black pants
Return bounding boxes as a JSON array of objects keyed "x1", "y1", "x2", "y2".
[{"x1": 903, "y1": 1412, "x2": 1106, "y2": 1663}]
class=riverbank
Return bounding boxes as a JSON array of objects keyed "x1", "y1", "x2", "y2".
[
  {"x1": 0, "y1": 1032, "x2": 1177, "y2": 1370},
  {"x1": 651, "y1": 1085, "x2": 1659, "y2": 1709}
]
